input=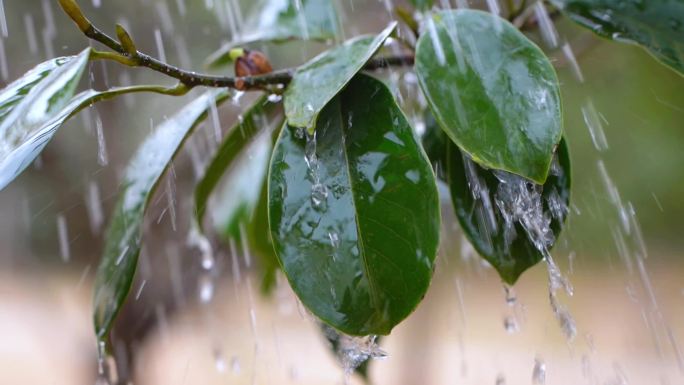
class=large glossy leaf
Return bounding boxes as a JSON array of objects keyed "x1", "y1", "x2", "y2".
[
  {"x1": 205, "y1": 0, "x2": 341, "y2": 68},
  {"x1": 269, "y1": 74, "x2": 439, "y2": 335},
  {"x1": 284, "y1": 22, "x2": 397, "y2": 133},
  {"x1": 439, "y1": 120, "x2": 572, "y2": 284},
  {"x1": 194, "y1": 96, "x2": 283, "y2": 233},
  {"x1": 93, "y1": 90, "x2": 229, "y2": 340},
  {"x1": 0, "y1": 48, "x2": 90, "y2": 190},
  {"x1": 415, "y1": 10, "x2": 562, "y2": 184},
  {"x1": 551, "y1": 0, "x2": 684, "y2": 76}
]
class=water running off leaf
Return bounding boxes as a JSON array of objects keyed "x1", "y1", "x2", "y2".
[
  {"x1": 269, "y1": 74, "x2": 439, "y2": 335},
  {"x1": 415, "y1": 9, "x2": 563, "y2": 184}
]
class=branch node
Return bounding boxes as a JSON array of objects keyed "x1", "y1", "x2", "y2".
[{"x1": 115, "y1": 24, "x2": 138, "y2": 57}]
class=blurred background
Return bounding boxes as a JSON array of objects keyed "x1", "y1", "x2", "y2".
[{"x1": 0, "y1": 0, "x2": 682, "y2": 384}]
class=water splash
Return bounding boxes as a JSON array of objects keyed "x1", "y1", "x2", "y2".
[
  {"x1": 337, "y1": 334, "x2": 387, "y2": 375},
  {"x1": 493, "y1": 168, "x2": 576, "y2": 341}
]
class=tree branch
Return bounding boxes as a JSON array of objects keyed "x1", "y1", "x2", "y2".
[{"x1": 59, "y1": 0, "x2": 414, "y2": 93}]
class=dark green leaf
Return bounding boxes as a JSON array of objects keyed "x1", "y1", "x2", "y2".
[
  {"x1": 415, "y1": 10, "x2": 562, "y2": 184},
  {"x1": 93, "y1": 90, "x2": 229, "y2": 341},
  {"x1": 0, "y1": 48, "x2": 90, "y2": 190},
  {"x1": 194, "y1": 96, "x2": 283, "y2": 233},
  {"x1": 444, "y1": 129, "x2": 571, "y2": 284},
  {"x1": 551, "y1": 0, "x2": 684, "y2": 76},
  {"x1": 284, "y1": 22, "x2": 397, "y2": 133},
  {"x1": 193, "y1": 97, "x2": 284, "y2": 296},
  {"x1": 269, "y1": 74, "x2": 439, "y2": 335},
  {"x1": 205, "y1": 0, "x2": 341, "y2": 68}
]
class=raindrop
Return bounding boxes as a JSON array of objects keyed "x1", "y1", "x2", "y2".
[
  {"x1": 0, "y1": 0, "x2": 7, "y2": 37},
  {"x1": 504, "y1": 285, "x2": 516, "y2": 306},
  {"x1": 534, "y1": 2, "x2": 559, "y2": 48},
  {"x1": 503, "y1": 316, "x2": 518, "y2": 333},
  {"x1": 230, "y1": 356, "x2": 241, "y2": 374},
  {"x1": 532, "y1": 357, "x2": 546, "y2": 384},
  {"x1": 0, "y1": 37, "x2": 8, "y2": 81},
  {"x1": 24, "y1": 14, "x2": 38, "y2": 55},
  {"x1": 134, "y1": 280, "x2": 147, "y2": 301},
  {"x1": 328, "y1": 231, "x2": 340, "y2": 248},
  {"x1": 56, "y1": 214, "x2": 70, "y2": 262},
  {"x1": 95, "y1": 114, "x2": 109, "y2": 166},
  {"x1": 267, "y1": 94, "x2": 282, "y2": 103},
  {"x1": 213, "y1": 348, "x2": 226, "y2": 373},
  {"x1": 86, "y1": 180, "x2": 104, "y2": 234},
  {"x1": 153, "y1": 28, "x2": 167, "y2": 63},
  {"x1": 188, "y1": 227, "x2": 215, "y2": 270},
  {"x1": 97, "y1": 340, "x2": 106, "y2": 375},
  {"x1": 561, "y1": 42, "x2": 584, "y2": 82},
  {"x1": 92, "y1": 0, "x2": 101, "y2": 8},
  {"x1": 199, "y1": 275, "x2": 214, "y2": 304},
  {"x1": 582, "y1": 99, "x2": 609, "y2": 151}
]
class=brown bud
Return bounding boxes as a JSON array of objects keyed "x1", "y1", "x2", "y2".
[{"x1": 234, "y1": 50, "x2": 273, "y2": 78}]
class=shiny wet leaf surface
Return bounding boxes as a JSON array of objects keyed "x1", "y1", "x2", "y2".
[
  {"x1": 284, "y1": 22, "x2": 396, "y2": 133},
  {"x1": 0, "y1": 48, "x2": 90, "y2": 191},
  {"x1": 93, "y1": 90, "x2": 229, "y2": 340},
  {"x1": 552, "y1": 0, "x2": 684, "y2": 76},
  {"x1": 269, "y1": 74, "x2": 439, "y2": 335},
  {"x1": 415, "y1": 10, "x2": 562, "y2": 184},
  {"x1": 426, "y1": 116, "x2": 571, "y2": 284}
]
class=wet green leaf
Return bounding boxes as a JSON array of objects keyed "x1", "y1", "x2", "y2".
[
  {"x1": 205, "y1": 0, "x2": 341, "y2": 68},
  {"x1": 269, "y1": 74, "x2": 439, "y2": 335},
  {"x1": 284, "y1": 22, "x2": 397, "y2": 133},
  {"x1": 415, "y1": 10, "x2": 562, "y2": 184},
  {"x1": 551, "y1": 0, "x2": 684, "y2": 76},
  {"x1": 93, "y1": 90, "x2": 230, "y2": 341},
  {"x1": 194, "y1": 96, "x2": 283, "y2": 233},
  {"x1": 192, "y1": 97, "x2": 284, "y2": 296},
  {"x1": 443, "y1": 127, "x2": 571, "y2": 284},
  {"x1": 0, "y1": 48, "x2": 90, "y2": 190}
]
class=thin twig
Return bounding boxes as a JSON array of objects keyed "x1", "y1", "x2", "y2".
[{"x1": 59, "y1": 0, "x2": 415, "y2": 93}]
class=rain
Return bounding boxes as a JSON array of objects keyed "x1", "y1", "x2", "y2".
[{"x1": 0, "y1": 1, "x2": 682, "y2": 385}]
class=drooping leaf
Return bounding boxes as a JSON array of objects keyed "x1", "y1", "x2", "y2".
[
  {"x1": 0, "y1": 48, "x2": 90, "y2": 190},
  {"x1": 205, "y1": 0, "x2": 341, "y2": 68},
  {"x1": 415, "y1": 10, "x2": 562, "y2": 184},
  {"x1": 284, "y1": 22, "x2": 397, "y2": 133},
  {"x1": 93, "y1": 90, "x2": 230, "y2": 340},
  {"x1": 192, "y1": 96, "x2": 284, "y2": 296},
  {"x1": 551, "y1": 0, "x2": 684, "y2": 76},
  {"x1": 194, "y1": 96, "x2": 283, "y2": 233},
  {"x1": 442, "y1": 123, "x2": 572, "y2": 284},
  {"x1": 269, "y1": 74, "x2": 439, "y2": 336}
]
